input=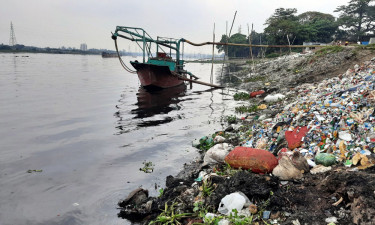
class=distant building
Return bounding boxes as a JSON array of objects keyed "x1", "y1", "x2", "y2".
[{"x1": 80, "y1": 43, "x2": 87, "y2": 51}]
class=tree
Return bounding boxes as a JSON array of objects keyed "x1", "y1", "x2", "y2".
[
  {"x1": 264, "y1": 8, "x2": 338, "y2": 46},
  {"x1": 297, "y1": 12, "x2": 338, "y2": 43},
  {"x1": 216, "y1": 33, "x2": 248, "y2": 58},
  {"x1": 216, "y1": 32, "x2": 266, "y2": 58},
  {"x1": 335, "y1": 0, "x2": 375, "y2": 41},
  {"x1": 264, "y1": 8, "x2": 299, "y2": 45},
  {"x1": 216, "y1": 34, "x2": 229, "y2": 55}
]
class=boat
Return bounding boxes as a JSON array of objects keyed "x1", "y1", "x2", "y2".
[
  {"x1": 111, "y1": 26, "x2": 222, "y2": 90},
  {"x1": 101, "y1": 52, "x2": 118, "y2": 58},
  {"x1": 130, "y1": 52, "x2": 184, "y2": 89}
]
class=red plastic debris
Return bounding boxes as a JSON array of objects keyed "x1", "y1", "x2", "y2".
[
  {"x1": 224, "y1": 147, "x2": 278, "y2": 173},
  {"x1": 285, "y1": 126, "x2": 310, "y2": 150},
  {"x1": 250, "y1": 90, "x2": 265, "y2": 98}
]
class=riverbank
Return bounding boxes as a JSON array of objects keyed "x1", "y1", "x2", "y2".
[{"x1": 118, "y1": 46, "x2": 375, "y2": 225}]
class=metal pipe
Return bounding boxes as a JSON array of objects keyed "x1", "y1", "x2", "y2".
[{"x1": 182, "y1": 39, "x2": 325, "y2": 48}]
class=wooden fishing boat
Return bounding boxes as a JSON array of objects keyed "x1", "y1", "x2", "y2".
[
  {"x1": 111, "y1": 26, "x2": 222, "y2": 89},
  {"x1": 130, "y1": 53, "x2": 184, "y2": 89}
]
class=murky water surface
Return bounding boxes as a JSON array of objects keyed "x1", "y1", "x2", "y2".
[{"x1": 0, "y1": 53, "x2": 238, "y2": 224}]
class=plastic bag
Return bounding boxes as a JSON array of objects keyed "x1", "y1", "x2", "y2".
[{"x1": 218, "y1": 192, "x2": 251, "y2": 215}]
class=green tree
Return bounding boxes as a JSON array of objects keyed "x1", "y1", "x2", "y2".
[
  {"x1": 297, "y1": 11, "x2": 338, "y2": 43},
  {"x1": 216, "y1": 34, "x2": 229, "y2": 55},
  {"x1": 249, "y1": 32, "x2": 267, "y2": 57},
  {"x1": 335, "y1": 0, "x2": 375, "y2": 41},
  {"x1": 217, "y1": 33, "x2": 248, "y2": 58},
  {"x1": 264, "y1": 8, "x2": 338, "y2": 46},
  {"x1": 264, "y1": 8, "x2": 299, "y2": 45}
]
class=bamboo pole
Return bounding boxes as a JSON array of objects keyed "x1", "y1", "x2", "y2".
[
  {"x1": 178, "y1": 75, "x2": 224, "y2": 88},
  {"x1": 220, "y1": 11, "x2": 237, "y2": 78},
  {"x1": 248, "y1": 23, "x2": 255, "y2": 71},
  {"x1": 210, "y1": 23, "x2": 215, "y2": 84},
  {"x1": 172, "y1": 71, "x2": 223, "y2": 88}
]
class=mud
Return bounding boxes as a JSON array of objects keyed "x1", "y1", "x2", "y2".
[
  {"x1": 119, "y1": 161, "x2": 375, "y2": 224},
  {"x1": 269, "y1": 167, "x2": 375, "y2": 224}
]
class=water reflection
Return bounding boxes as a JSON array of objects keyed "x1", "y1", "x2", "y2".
[
  {"x1": 114, "y1": 84, "x2": 187, "y2": 133},
  {"x1": 132, "y1": 84, "x2": 186, "y2": 119}
]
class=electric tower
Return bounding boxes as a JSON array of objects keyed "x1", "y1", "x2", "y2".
[{"x1": 9, "y1": 22, "x2": 17, "y2": 46}]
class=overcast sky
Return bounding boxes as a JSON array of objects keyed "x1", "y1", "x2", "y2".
[{"x1": 1, "y1": 0, "x2": 349, "y2": 54}]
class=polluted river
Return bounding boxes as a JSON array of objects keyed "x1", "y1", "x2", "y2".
[{"x1": 0, "y1": 53, "x2": 239, "y2": 225}]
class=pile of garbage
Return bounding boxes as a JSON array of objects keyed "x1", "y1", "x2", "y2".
[
  {"x1": 195, "y1": 58, "x2": 375, "y2": 224},
  {"x1": 232, "y1": 59, "x2": 375, "y2": 177},
  {"x1": 118, "y1": 57, "x2": 375, "y2": 225}
]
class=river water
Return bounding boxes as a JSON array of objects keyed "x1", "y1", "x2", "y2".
[{"x1": 0, "y1": 53, "x2": 239, "y2": 224}]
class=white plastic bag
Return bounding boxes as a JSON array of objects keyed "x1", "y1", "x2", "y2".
[
  {"x1": 264, "y1": 94, "x2": 285, "y2": 102},
  {"x1": 217, "y1": 192, "x2": 251, "y2": 215}
]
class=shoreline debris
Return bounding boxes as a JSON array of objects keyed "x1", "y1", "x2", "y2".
[{"x1": 118, "y1": 49, "x2": 375, "y2": 224}]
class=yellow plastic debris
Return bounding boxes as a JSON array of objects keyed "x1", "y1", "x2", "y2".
[
  {"x1": 352, "y1": 154, "x2": 374, "y2": 169},
  {"x1": 339, "y1": 141, "x2": 347, "y2": 161},
  {"x1": 352, "y1": 153, "x2": 361, "y2": 166},
  {"x1": 258, "y1": 104, "x2": 267, "y2": 110},
  {"x1": 276, "y1": 126, "x2": 282, "y2": 133}
]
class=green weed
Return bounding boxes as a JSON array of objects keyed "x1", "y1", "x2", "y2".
[
  {"x1": 139, "y1": 161, "x2": 154, "y2": 173},
  {"x1": 149, "y1": 202, "x2": 191, "y2": 225},
  {"x1": 201, "y1": 179, "x2": 216, "y2": 197},
  {"x1": 234, "y1": 92, "x2": 250, "y2": 101},
  {"x1": 228, "y1": 209, "x2": 254, "y2": 225},
  {"x1": 158, "y1": 188, "x2": 164, "y2": 198},
  {"x1": 215, "y1": 163, "x2": 239, "y2": 177},
  {"x1": 225, "y1": 115, "x2": 237, "y2": 124},
  {"x1": 235, "y1": 105, "x2": 259, "y2": 113}
]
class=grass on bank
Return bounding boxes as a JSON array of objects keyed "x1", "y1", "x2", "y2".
[
  {"x1": 234, "y1": 92, "x2": 251, "y2": 101},
  {"x1": 356, "y1": 43, "x2": 375, "y2": 51},
  {"x1": 235, "y1": 105, "x2": 260, "y2": 114},
  {"x1": 314, "y1": 45, "x2": 344, "y2": 58}
]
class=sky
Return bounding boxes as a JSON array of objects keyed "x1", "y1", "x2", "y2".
[{"x1": 1, "y1": 0, "x2": 349, "y2": 54}]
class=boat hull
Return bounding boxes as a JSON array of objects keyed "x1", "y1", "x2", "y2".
[{"x1": 130, "y1": 62, "x2": 184, "y2": 89}]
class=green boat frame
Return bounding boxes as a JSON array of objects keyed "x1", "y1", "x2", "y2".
[{"x1": 111, "y1": 26, "x2": 222, "y2": 89}]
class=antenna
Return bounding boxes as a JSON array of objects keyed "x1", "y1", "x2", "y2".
[{"x1": 9, "y1": 22, "x2": 17, "y2": 47}]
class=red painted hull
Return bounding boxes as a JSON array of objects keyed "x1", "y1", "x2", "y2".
[{"x1": 130, "y1": 62, "x2": 184, "y2": 89}]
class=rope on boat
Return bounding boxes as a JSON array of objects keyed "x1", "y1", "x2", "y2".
[{"x1": 113, "y1": 36, "x2": 137, "y2": 74}]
